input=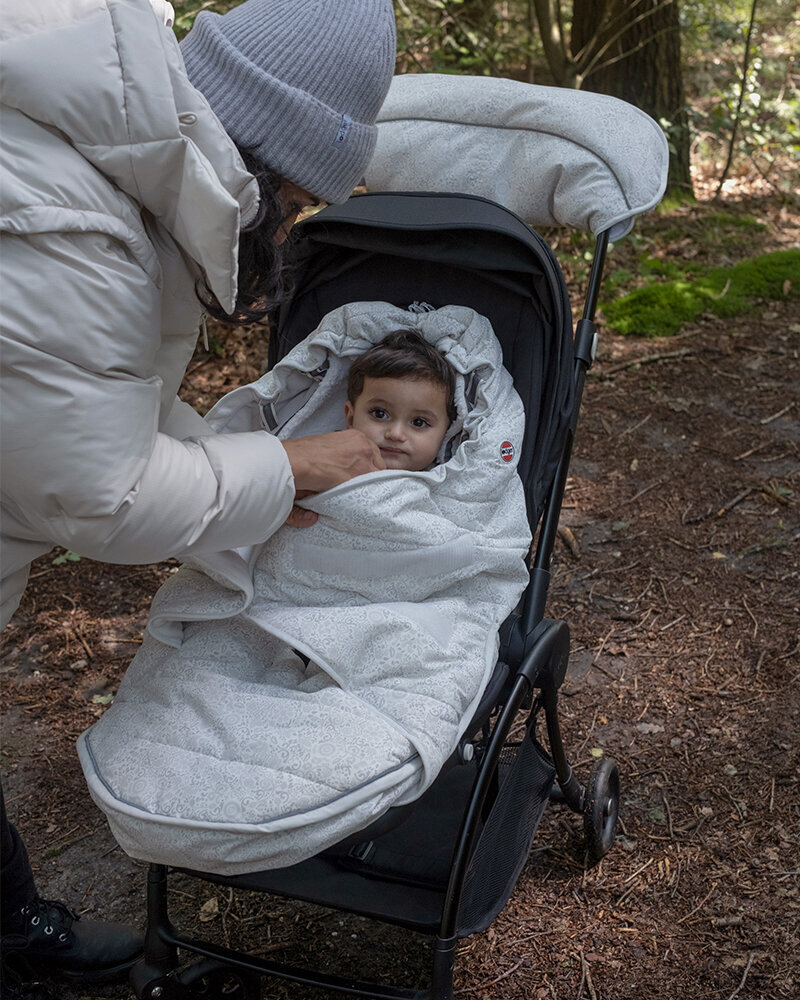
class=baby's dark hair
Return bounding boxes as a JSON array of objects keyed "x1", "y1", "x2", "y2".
[{"x1": 347, "y1": 331, "x2": 457, "y2": 422}]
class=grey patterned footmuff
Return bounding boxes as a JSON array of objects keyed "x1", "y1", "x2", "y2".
[{"x1": 77, "y1": 302, "x2": 532, "y2": 875}]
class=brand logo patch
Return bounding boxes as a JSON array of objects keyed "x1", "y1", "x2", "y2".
[
  {"x1": 334, "y1": 114, "x2": 352, "y2": 145},
  {"x1": 500, "y1": 441, "x2": 514, "y2": 462}
]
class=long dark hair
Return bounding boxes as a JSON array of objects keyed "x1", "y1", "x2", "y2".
[{"x1": 200, "y1": 147, "x2": 295, "y2": 324}]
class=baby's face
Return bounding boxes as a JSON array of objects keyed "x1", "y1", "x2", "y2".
[{"x1": 345, "y1": 376, "x2": 450, "y2": 472}]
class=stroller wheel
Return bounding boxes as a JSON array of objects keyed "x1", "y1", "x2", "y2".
[
  {"x1": 583, "y1": 757, "x2": 620, "y2": 862},
  {"x1": 177, "y1": 958, "x2": 262, "y2": 999}
]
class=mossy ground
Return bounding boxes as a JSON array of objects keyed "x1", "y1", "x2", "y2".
[
  {"x1": 547, "y1": 197, "x2": 800, "y2": 338},
  {"x1": 601, "y1": 248, "x2": 799, "y2": 337}
]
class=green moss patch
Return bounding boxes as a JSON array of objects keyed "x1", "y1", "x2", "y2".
[{"x1": 602, "y1": 250, "x2": 799, "y2": 337}]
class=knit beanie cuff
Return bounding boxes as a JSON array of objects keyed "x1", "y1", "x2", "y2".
[{"x1": 182, "y1": 13, "x2": 378, "y2": 204}]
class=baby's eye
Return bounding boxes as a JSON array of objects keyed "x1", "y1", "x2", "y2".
[
  {"x1": 411, "y1": 417, "x2": 431, "y2": 428},
  {"x1": 369, "y1": 408, "x2": 388, "y2": 420}
]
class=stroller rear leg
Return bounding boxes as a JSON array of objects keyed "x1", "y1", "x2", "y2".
[
  {"x1": 543, "y1": 684, "x2": 620, "y2": 861},
  {"x1": 542, "y1": 684, "x2": 585, "y2": 813}
]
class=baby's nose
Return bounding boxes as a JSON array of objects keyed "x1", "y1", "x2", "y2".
[{"x1": 385, "y1": 421, "x2": 406, "y2": 441}]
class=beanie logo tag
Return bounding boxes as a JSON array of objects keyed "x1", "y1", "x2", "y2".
[{"x1": 334, "y1": 114, "x2": 353, "y2": 145}]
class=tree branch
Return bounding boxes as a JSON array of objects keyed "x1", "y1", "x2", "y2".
[{"x1": 713, "y1": 0, "x2": 759, "y2": 199}]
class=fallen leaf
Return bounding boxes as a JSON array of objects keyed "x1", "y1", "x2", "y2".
[{"x1": 198, "y1": 897, "x2": 219, "y2": 922}]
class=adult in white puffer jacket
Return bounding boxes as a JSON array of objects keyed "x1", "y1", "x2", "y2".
[{"x1": 0, "y1": 0, "x2": 396, "y2": 985}]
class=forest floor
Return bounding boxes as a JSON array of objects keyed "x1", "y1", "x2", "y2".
[{"x1": 1, "y1": 189, "x2": 798, "y2": 1000}]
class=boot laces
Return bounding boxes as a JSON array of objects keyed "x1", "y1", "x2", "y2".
[{"x1": 19, "y1": 899, "x2": 77, "y2": 943}]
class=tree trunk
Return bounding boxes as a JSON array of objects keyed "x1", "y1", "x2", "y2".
[
  {"x1": 533, "y1": 0, "x2": 579, "y2": 86},
  {"x1": 574, "y1": 0, "x2": 693, "y2": 196}
]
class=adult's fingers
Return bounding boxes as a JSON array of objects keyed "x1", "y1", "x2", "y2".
[
  {"x1": 282, "y1": 429, "x2": 385, "y2": 494},
  {"x1": 284, "y1": 505, "x2": 318, "y2": 528}
]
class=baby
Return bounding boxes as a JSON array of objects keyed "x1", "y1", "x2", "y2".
[{"x1": 345, "y1": 331, "x2": 457, "y2": 472}]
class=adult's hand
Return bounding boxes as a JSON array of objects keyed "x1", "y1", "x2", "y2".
[
  {"x1": 281, "y1": 429, "x2": 385, "y2": 496},
  {"x1": 285, "y1": 490, "x2": 317, "y2": 529}
]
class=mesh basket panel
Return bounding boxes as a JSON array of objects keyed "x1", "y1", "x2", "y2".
[{"x1": 456, "y1": 731, "x2": 555, "y2": 936}]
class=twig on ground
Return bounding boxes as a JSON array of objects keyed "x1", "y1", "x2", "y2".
[
  {"x1": 716, "y1": 487, "x2": 753, "y2": 518},
  {"x1": 662, "y1": 789, "x2": 675, "y2": 841},
  {"x1": 559, "y1": 524, "x2": 581, "y2": 558},
  {"x1": 624, "y1": 480, "x2": 667, "y2": 505},
  {"x1": 742, "y1": 597, "x2": 758, "y2": 639},
  {"x1": 760, "y1": 401, "x2": 795, "y2": 425},
  {"x1": 577, "y1": 948, "x2": 598, "y2": 1000},
  {"x1": 734, "y1": 442, "x2": 769, "y2": 462},
  {"x1": 618, "y1": 413, "x2": 651, "y2": 440},
  {"x1": 623, "y1": 858, "x2": 654, "y2": 885},
  {"x1": 593, "y1": 627, "x2": 616, "y2": 664},
  {"x1": 709, "y1": 278, "x2": 732, "y2": 299},
  {"x1": 677, "y1": 883, "x2": 717, "y2": 925},
  {"x1": 592, "y1": 661, "x2": 622, "y2": 679},
  {"x1": 776, "y1": 637, "x2": 800, "y2": 662},
  {"x1": 726, "y1": 951, "x2": 755, "y2": 1000},
  {"x1": 598, "y1": 348, "x2": 693, "y2": 379},
  {"x1": 42, "y1": 825, "x2": 80, "y2": 851},
  {"x1": 27, "y1": 568, "x2": 56, "y2": 580},
  {"x1": 455, "y1": 958, "x2": 524, "y2": 994}
]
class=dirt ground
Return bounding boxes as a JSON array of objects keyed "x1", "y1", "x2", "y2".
[{"x1": 1, "y1": 196, "x2": 798, "y2": 1000}]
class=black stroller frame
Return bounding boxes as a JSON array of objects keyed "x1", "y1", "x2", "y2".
[{"x1": 130, "y1": 191, "x2": 621, "y2": 1000}]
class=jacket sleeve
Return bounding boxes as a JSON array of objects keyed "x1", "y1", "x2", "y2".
[{"x1": 1, "y1": 229, "x2": 295, "y2": 563}]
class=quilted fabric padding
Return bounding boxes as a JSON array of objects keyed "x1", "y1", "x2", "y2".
[{"x1": 78, "y1": 302, "x2": 531, "y2": 874}]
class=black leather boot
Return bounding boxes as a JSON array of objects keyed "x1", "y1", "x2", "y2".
[{"x1": 1, "y1": 897, "x2": 142, "y2": 983}]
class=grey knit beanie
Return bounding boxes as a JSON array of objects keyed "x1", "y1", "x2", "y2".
[{"x1": 181, "y1": 0, "x2": 397, "y2": 204}]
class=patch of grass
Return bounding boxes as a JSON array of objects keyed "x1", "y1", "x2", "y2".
[
  {"x1": 604, "y1": 267, "x2": 633, "y2": 291},
  {"x1": 656, "y1": 191, "x2": 697, "y2": 212},
  {"x1": 602, "y1": 249, "x2": 799, "y2": 337},
  {"x1": 703, "y1": 211, "x2": 768, "y2": 232},
  {"x1": 640, "y1": 255, "x2": 702, "y2": 279}
]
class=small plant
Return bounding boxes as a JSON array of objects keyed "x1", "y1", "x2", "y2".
[{"x1": 52, "y1": 550, "x2": 81, "y2": 566}]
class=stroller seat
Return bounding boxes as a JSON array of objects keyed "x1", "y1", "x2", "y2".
[{"x1": 79, "y1": 300, "x2": 535, "y2": 875}]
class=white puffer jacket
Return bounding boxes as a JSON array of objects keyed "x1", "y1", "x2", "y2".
[{"x1": 0, "y1": 0, "x2": 296, "y2": 628}]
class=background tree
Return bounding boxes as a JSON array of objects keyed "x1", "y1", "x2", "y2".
[
  {"x1": 534, "y1": 1, "x2": 693, "y2": 194},
  {"x1": 579, "y1": 1, "x2": 692, "y2": 194},
  {"x1": 173, "y1": 1, "x2": 799, "y2": 204}
]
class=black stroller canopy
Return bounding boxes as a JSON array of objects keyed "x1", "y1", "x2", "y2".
[{"x1": 272, "y1": 191, "x2": 575, "y2": 524}]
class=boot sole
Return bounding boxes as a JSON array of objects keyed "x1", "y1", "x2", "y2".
[{"x1": 3, "y1": 951, "x2": 141, "y2": 985}]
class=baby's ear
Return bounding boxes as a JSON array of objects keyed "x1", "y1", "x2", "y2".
[{"x1": 344, "y1": 400, "x2": 354, "y2": 428}]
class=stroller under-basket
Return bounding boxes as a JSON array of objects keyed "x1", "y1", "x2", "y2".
[{"x1": 106, "y1": 75, "x2": 668, "y2": 999}]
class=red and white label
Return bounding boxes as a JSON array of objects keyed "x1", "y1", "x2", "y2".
[{"x1": 500, "y1": 441, "x2": 514, "y2": 462}]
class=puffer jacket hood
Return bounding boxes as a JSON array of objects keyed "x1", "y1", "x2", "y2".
[{"x1": 0, "y1": 0, "x2": 258, "y2": 311}]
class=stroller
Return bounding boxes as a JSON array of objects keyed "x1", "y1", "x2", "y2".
[{"x1": 106, "y1": 76, "x2": 668, "y2": 999}]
